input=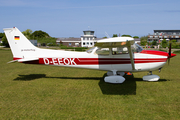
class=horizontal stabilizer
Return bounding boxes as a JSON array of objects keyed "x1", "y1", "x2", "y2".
[
  {"x1": 7, "y1": 60, "x2": 18, "y2": 64},
  {"x1": 18, "y1": 58, "x2": 39, "y2": 62},
  {"x1": 7, "y1": 58, "x2": 39, "y2": 64}
]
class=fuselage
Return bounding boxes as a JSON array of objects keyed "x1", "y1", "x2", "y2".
[{"x1": 14, "y1": 47, "x2": 175, "y2": 72}]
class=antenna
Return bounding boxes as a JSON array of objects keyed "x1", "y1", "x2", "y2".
[{"x1": 105, "y1": 31, "x2": 110, "y2": 38}]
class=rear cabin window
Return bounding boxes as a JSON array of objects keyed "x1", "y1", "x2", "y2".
[{"x1": 112, "y1": 47, "x2": 128, "y2": 55}]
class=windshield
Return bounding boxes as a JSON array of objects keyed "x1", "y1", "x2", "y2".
[
  {"x1": 132, "y1": 43, "x2": 143, "y2": 53},
  {"x1": 86, "y1": 47, "x2": 96, "y2": 53}
]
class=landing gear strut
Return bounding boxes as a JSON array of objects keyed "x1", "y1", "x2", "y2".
[{"x1": 148, "y1": 71, "x2": 152, "y2": 75}]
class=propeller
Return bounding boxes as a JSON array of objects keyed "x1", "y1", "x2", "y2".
[
  {"x1": 167, "y1": 41, "x2": 176, "y2": 64},
  {"x1": 168, "y1": 41, "x2": 171, "y2": 65}
]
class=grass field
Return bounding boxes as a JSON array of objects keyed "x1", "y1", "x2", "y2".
[{"x1": 0, "y1": 49, "x2": 180, "y2": 120}]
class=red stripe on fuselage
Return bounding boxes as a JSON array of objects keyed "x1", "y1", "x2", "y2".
[
  {"x1": 13, "y1": 57, "x2": 22, "y2": 60},
  {"x1": 38, "y1": 58, "x2": 167, "y2": 65},
  {"x1": 140, "y1": 50, "x2": 169, "y2": 56}
]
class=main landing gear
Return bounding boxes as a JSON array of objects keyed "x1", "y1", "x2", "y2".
[
  {"x1": 105, "y1": 70, "x2": 125, "y2": 83},
  {"x1": 142, "y1": 71, "x2": 160, "y2": 82},
  {"x1": 105, "y1": 70, "x2": 160, "y2": 83}
]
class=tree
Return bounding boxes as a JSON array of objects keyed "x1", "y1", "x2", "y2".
[
  {"x1": 0, "y1": 33, "x2": 9, "y2": 47},
  {"x1": 162, "y1": 39, "x2": 167, "y2": 48},
  {"x1": 22, "y1": 29, "x2": 32, "y2": 39},
  {"x1": 31, "y1": 30, "x2": 50, "y2": 39},
  {"x1": 1, "y1": 36, "x2": 9, "y2": 47},
  {"x1": 133, "y1": 36, "x2": 139, "y2": 38},
  {"x1": 171, "y1": 39, "x2": 180, "y2": 48},
  {"x1": 121, "y1": 34, "x2": 132, "y2": 37},
  {"x1": 0, "y1": 33, "x2": 5, "y2": 38},
  {"x1": 112, "y1": 34, "x2": 118, "y2": 37},
  {"x1": 152, "y1": 41, "x2": 157, "y2": 45},
  {"x1": 140, "y1": 36, "x2": 148, "y2": 46}
]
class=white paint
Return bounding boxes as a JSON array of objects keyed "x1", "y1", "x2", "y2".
[
  {"x1": 104, "y1": 76, "x2": 125, "y2": 83},
  {"x1": 44, "y1": 58, "x2": 49, "y2": 65},
  {"x1": 4, "y1": 27, "x2": 172, "y2": 84},
  {"x1": 143, "y1": 75, "x2": 160, "y2": 81}
]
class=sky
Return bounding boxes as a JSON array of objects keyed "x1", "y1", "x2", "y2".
[{"x1": 0, "y1": 0, "x2": 180, "y2": 38}]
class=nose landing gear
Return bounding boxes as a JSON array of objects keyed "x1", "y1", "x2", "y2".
[{"x1": 143, "y1": 71, "x2": 160, "y2": 82}]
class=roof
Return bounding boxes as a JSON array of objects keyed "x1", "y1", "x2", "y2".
[
  {"x1": 154, "y1": 30, "x2": 180, "y2": 32},
  {"x1": 56, "y1": 38, "x2": 81, "y2": 42},
  {"x1": 134, "y1": 38, "x2": 140, "y2": 41}
]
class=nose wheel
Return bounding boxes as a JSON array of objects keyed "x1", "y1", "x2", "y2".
[{"x1": 143, "y1": 71, "x2": 160, "y2": 81}]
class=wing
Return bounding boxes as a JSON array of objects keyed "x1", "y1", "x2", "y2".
[
  {"x1": 95, "y1": 37, "x2": 134, "y2": 48},
  {"x1": 95, "y1": 37, "x2": 135, "y2": 70}
]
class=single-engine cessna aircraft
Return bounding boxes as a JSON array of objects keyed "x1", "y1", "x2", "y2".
[{"x1": 3, "y1": 27, "x2": 176, "y2": 83}]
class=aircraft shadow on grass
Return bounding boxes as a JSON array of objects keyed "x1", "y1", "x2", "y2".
[{"x1": 14, "y1": 74, "x2": 167, "y2": 95}]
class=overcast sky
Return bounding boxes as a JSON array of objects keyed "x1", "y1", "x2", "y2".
[{"x1": 1, "y1": 0, "x2": 180, "y2": 38}]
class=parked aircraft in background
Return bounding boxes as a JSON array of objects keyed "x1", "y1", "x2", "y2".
[{"x1": 3, "y1": 27, "x2": 176, "y2": 83}]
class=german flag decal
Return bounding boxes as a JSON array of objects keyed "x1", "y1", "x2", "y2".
[{"x1": 14, "y1": 36, "x2": 20, "y2": 40}]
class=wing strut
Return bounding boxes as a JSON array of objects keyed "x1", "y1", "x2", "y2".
[{"x1": 127, "y1": 41, "x2": 135, "y2": 70}]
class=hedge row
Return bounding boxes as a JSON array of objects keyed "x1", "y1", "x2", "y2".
[{"x1": 60, "y1": 46, "x2": 87, "y2": 50}]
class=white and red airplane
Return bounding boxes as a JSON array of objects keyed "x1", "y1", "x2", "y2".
[{"x1": 3, "y1": 27, "x2": 176, "y2": 83}]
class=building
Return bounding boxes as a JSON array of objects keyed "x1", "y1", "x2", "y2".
[
  {"x1": 56, "y1": 30, "x2": 140, "y2": 47},
  {"x1": 56, "y1": 38, "x2": 81, "y2": 47},
  {"x1": 56, "y1": 30, "x2": 102, "y2": 47},
  {"x1": 134, "y1": 38, "x2": 141, "y2": 45},
  {"x1": 81, "y1": 30, "x2": 97, "y2": 47},
  {"x1": 148, "y1": 30, "x2": 180, "y2": 43}
]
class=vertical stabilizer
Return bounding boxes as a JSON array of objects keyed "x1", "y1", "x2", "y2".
[{"x1": 3, "y1": 27, "x2": 38, "y2": 60}]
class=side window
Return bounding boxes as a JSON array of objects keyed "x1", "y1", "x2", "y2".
[
  {"x1": 112, "y1": 47, "x2": 128, "y2": 55},
  {"x1": 96, "y1": 48, "x2": 109, "y2": 55}
]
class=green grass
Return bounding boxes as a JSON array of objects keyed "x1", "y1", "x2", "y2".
[
  {"x1": 0, "y1": 50, "x2": 180, "y2": 119},
  {"x1": 174, "y1": 50, "x2": 180, "y2": 54}
]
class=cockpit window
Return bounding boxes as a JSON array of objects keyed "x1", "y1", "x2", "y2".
[
  {"x1": 112, "y1": 43, "x2": 143, "y2": 55},
  {"x1": 87, "y1": 43, "x2": 143, "y2": 54},
  {"x1": 132, "y1": 43, "x2": 143, "y2": 53}
]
